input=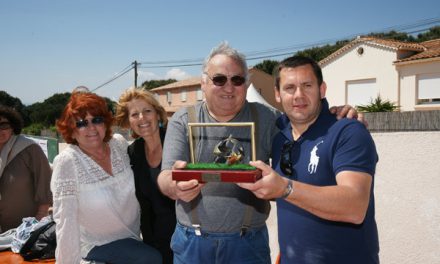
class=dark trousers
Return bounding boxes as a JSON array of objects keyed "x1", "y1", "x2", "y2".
[{"x1": 86, "y1": 237, "x2": 162, "y2": 264}]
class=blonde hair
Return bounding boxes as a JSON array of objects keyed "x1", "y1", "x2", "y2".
[{"x1": 114, "y1": 87, "x2": 168, "y2": 138}]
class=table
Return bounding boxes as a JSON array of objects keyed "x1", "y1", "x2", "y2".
[{"x1": 0, "y1": 251, "x2": 55, "y2": 264}]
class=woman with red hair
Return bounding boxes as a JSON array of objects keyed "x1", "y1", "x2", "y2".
[{"x1": 51, "y1": 92, "x2": 161, "y2": 264}]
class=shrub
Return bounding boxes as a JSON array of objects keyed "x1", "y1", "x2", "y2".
[
  {"x1": 23, "y1": 123, "x2": 45, "y2": 136},
  {"x1": 356, "y1": 95, "x2": 399, "y2": 112}
]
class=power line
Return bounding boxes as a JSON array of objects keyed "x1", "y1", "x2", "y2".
[
  {"x1": 138, "y1": 58, "x2": 204, "y2": 65},
  {"x1": 138, "y1": 17, "x2": 440, "y2": 66},
  {"x1": 138, "y1": 62, "x2": 203, "y2": 69},
  {"x1": 244, "y1": 17, "x2": 440, "y2": 58},
  {"x1": 247, "y1": 25, "x2": 440, "y2": 61},
  {"x1": 138, "y1": 25, "x2": 440, "y2": 66},
  {"x1": 94, "y1": 16, "x2": 440, "y2": 90},
  {"x1": 377, "y1": 17, "x2": 440, "y2": 32},
  {"x1": 92, "y1": 64, "x2": 133, "y2": 92}
]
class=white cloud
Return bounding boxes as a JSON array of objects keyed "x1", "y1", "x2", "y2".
[
  {"x1": 165, "y1": 68, "x2": 192, "y2": 80},
  {"x1": 136, "y1": 68, "x2": 193, "y2": 87},
  {"x1": 138, "y1": 70, "x2": 160, "y2": 80}
]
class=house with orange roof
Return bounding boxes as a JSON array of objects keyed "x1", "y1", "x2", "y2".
[
  {"x1": 150, "y1": 68, "x2": 282, "y2": 116},
  {"x1": 320, "y1": 37, "x2": 440, "y2": 111}
]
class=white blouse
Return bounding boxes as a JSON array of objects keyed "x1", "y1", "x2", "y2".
[{"x1": 51, "y1": 134, "x2": 140, "y2": 264}]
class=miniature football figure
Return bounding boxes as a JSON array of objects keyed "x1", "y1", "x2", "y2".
[{"x1": 213, "y1": 134, "x2": 245, "y2": 165}]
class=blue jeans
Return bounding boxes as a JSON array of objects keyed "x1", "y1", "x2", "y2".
[
  {"x1": 85, "y1": 237, "x2": 162, "y2": 264},
  {"x1": 171, "y1": 223, "x2": 271, "y2": 264}
]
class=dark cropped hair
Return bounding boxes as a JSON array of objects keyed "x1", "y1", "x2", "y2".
[
  {"x1": 0, "y1": 105, "x2": 24, "y2": 135},
  {"x1": 274, "y1": 55, "x2": 323, "y2": 90},
  {"x1": 56, "y1": 93, "x2": 113, "y2": 144}
]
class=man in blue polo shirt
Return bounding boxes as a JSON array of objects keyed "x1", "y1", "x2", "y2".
[{"x1": 238, "y1": 56, "x2": 379, "y2": 263}]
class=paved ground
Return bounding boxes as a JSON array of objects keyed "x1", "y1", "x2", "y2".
[{"x1": 267, "y1": 201, "x2": 279, "y2": 263}]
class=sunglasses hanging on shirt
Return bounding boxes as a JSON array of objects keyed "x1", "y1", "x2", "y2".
[{"x1": 280, "y1": 141, "x2": 295, "y2": 178}]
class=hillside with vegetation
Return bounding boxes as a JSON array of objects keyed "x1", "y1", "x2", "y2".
[{"x1": 254, "y1": 26, "x2": 440, "y2": 75}]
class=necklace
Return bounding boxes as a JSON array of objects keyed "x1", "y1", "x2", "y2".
[
  {"x1": 80, "y1": 144, "x2": 109, "y2": 162},
  {"x1": 79, "y1": 143, "x2": 113, "y2": 176}
]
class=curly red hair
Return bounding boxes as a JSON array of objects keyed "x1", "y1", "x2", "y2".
[{"x1": 56, "y1": 93, "x2": 114, "y2": 144}]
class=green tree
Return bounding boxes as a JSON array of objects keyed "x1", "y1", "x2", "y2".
[
  {"x1": 367, "y1": 26, "x2": 440, "y2": 43},
  {"x1": 356, "y1": 95, "x2": 400, "y2": 112},
  {"x1": 253, "y1": 60, "x2": 279, "y2": 75},
  {"x1": 416, "y1": 26, "x2": 440, "y2": 42},
  {"x1": 277, "y1": 26, "x2": 438, "y2": 65},
  {"x1": 367, "y1": 30, "x2": 415, "y2": 42},
  {"x1": 22, "y1": 123, "x2": 45, "y2": 136},
  {"x1": 24, "y1": 92, "x2": 115, "y2": 133},
  {"x1": 26, "y1": 93, "x2": 71, "y2": 126},
  {"x1": 0, "y1": 91, "x2": 29, "y2": 125},
  {"x1": 142, "y1": 79, "x2": 177, "y2": 90},
  {"x1": 295, "y1": 40, "x2": 350, "y2": 62}
]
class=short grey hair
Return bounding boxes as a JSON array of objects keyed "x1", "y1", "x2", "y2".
[{"x1": 202, "y1": 41, "x2": 249, "y2": 83}]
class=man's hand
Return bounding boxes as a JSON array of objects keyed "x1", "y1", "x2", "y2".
[
  {"x1": 237, "y1": 160, "x2": 289, "y2": 200},
  {"x1": 329, "y1": 105, "x2": 368, "y2": 127},
  {"x1": 172, "y1": 160, "x2": 204, "y2": 202}
]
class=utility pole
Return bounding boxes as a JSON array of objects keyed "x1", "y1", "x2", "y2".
[{"x1": 133, "y1": 60, "x2": 138, "y2": 88}]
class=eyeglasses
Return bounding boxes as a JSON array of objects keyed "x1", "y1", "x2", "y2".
[
  {"x1": 0, "y1": 122, "x2": 11, "y2": 130},
  {"x1": 76, "y1": 116, "x2": 105, "y2": 129},
  {"x1": 204, "y1": 73, "x2": 246, "y2": 87},
  {"x1": 280, "y1": 141, "x2": 294, "y2": 177}
]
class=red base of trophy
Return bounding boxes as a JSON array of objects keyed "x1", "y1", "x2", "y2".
[{"x1": 172, "y1": 169, "x2": 261, "y2": 183}]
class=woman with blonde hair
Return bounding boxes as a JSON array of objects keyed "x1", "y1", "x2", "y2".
[{"x1": 115, "y1": 88, "x2": 175, "y2": 264}]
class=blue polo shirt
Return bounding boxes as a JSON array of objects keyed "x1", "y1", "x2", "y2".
[{"x1": 273, "y1": 98, "x2": 379, "y2": 264}]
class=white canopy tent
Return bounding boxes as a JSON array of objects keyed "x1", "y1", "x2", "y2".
[{"x1": 246, "y1": 83, "x2": 272, "y2": 107}]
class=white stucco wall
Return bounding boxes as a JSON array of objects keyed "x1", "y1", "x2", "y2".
[
  {"x1": 373, "y1": 131, "x2": 440, "y2": 264},
  {"x1": 267, "y1": 131, "x2": 440, "y2": 264},
  {"x1": 322, "y1": 43, "x2": 399, "y2": 108},
  {"x1": 398, "y1": 60, "x2": 440, "y2": 111}
]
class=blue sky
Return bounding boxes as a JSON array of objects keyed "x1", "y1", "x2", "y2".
[{"x1": 1, "y1": 0, "x2": 439, "y2": 105}]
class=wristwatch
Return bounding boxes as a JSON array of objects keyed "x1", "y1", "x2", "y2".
[{"x1": 281, "y1": 180, "x2": 293, "y2": 199}]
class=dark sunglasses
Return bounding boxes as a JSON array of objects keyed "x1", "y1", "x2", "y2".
[
  {"x1": 0, "y1": 122, "x2": 11, "y2": 130},
  {"x1": 76, "y1": 116, "x2": 105, "y2": 129},
  {"x1": 280, "y1": 141, "x2": 294, "y2": 176},
  {"x1": 205, "y1": 73, "x2": 246, "y2": 87}
]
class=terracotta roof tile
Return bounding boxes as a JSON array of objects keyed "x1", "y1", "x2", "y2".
[
  {"x1": 320, "y1": 37, "x2": 426, "y2": 66},
  {"x1": 363, "y1": 37, "x2": 425, "y2": 50},
  {"x1": 396, "y1": 39, "x2": 440, "y2": 63}
]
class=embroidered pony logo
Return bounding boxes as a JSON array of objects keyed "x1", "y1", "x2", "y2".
[{"x1": 308, "y1": 140, "x2": 323, "y2": 174}]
